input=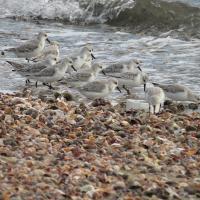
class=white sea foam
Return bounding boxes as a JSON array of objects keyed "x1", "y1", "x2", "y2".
[{"x1": 0, "y1": 0, "x2": 135, "y2": 23}]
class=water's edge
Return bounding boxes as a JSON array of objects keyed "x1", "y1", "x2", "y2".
[{"x1": 0, "y1": 19, "x2": 199, "y2": 97}]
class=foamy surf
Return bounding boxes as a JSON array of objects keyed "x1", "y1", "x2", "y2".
[{"x1": 0, "y1": 0, "x2": 199, "y2": 38}]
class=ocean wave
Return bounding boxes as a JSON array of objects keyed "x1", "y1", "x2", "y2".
[
  {"x1": 0, "y1": 0, "x2": 199, "y2": 37},
  {"x1": 108, "y1": 0, "x2": 200, "y2": 38}
]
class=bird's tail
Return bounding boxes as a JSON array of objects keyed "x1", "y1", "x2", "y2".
[
  {"x1": 152, "y1": 82, "x2": 160, "y2": 87},
  {"x1": 6, "y1": 61, "x2": 23, "y2": 70},
  {"x1": 1, "y1": 47, "x2": 16, "y2": 56},
  {"x1": 6, "y1": 61, "x2": 15, "y2": 66},
  {"x1": 6, "y1": 61, "x2": 16, "y2": 71},
  {"x1": 4, "y1": 47, "x2": 15, "y2": 52}
]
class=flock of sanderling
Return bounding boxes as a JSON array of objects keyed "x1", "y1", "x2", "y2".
[{"x1": 1, "y1": 32, "x2": 199, "y2": 114}]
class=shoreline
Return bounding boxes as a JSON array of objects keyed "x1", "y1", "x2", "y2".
[
  {"x1": 3, "y1": 17, "x2": 199, "y2": 41},
  {"x1": 0, "y1": 92, "x2": 200, "y2": 199}
]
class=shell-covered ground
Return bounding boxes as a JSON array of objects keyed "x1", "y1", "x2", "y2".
[{"x1": 0, "y1": 91, "x2": 200, "y2": 200}]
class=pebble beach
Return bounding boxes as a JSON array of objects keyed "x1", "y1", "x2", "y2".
[
  {"x1": 0, "y1": 0, "x2": 200, "y2": 199},
  {"x1": 0, "y1": 91, "x2": 200, "y2": 199}
]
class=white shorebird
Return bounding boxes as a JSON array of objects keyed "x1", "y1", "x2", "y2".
[
  {"x1": 103, "y1": 59, "x2": 142, "y2": 75},
  {"x1": 31, "y1": 41, "x2": 60, "y2": 62},
  {"x1": 109, "y1": 70, "x2": 149, "y2": 94},
  {"x1": 25, "y1": 57, "x2": 74, "y2": 89},
  {"x1": 80, "y1": 44, "x2": 95, "y2": 60},
  {"x1": 145, "y1": 86, "x2": 165, "y2": 114},
  {"x1": 78, "y1": 78, "x2": 121, "y2": 99},
  {"x1": 3, "y1": 32, "x2": 51, "y2": 61},
  {"x1": 8, "y1": 55, "x2": 58, "y2": 74},
  {"x1": 78, "y1": 62, "x2": 92, "y2": 71},
  {"x1": 152, "y1": 83, "x2": 200, "y2": 102},
  {"x1": 63, "y1": 63, "x2": 105, "y2": 87},
  {"x1": 67, "y1": 44, "x2": 95, "y2": 73},
  {"x1": 7, "y1": 55, "x2": 58, "y2": 84}
]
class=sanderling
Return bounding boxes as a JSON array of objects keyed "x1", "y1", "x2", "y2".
[
  {"x1": 67, "y1": 44, "x2": 95, "y2": 73},
  {"x1": 80, "y1": 44, "x2": 95, "y2": 60},
  {"x1": 110, "y1": 70, "x2": 149, "y2": 94},
  {"x1": 79, "y1": 62, "x2": 92, "y2": 71},
  {"x1": 103, "y1": 59, "x2": 142, "y2": 75},
  {"x1": 78, "y1": 78, "x2": 121, "y2": 99},
  {"x1": 145, "y1": 86, "x2": 165, "y2": 114},
  {"x1": 31, "y1": 41, "x2": 59, "y2": 62},
  {"x1": 7, "y1": 55, "x2": 58, "y2": 84},
  {"x1": 25, "y1": 57, "x2": 74, "y2": 89},
  {"x1": 63, "y1": 63, "x2": 104, "y2": 87},
  {"x1": 3, "y1": 32, "x2": 50, "y2": 61},
  {"x1": 8, "y1": 55, "x2": 58, "y2": 75},
  {"x1": 152, "y1": 83, "x2": 200, "y2": 102}
]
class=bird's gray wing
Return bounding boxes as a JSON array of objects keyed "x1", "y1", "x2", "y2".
[
  {"x1": 45, "y1": 49, "x2": 57, "y2": 55},
  {"x1": 109, "y1": 72, "x2": 139, "y2": 79},
  {"x1": 7, "y1": 61, "x2": 27, "y2": 69},
  {"x1": 31, "y1": 67, "x2": 55, "y2": 77},
  {"x1": 104, "y1": 63, "x2": 124, "y2": 73},
  {"x1": 13, "y1": 39, "x2": 39, "y2": 53},
  {"x1": 18, "y1": 64, "x2": 48, "y2": 74},
  {"x1": 153, "y1": 83, "x2": 185, "y2": 93},
  {"x1": 80, "y1": 81, "x2": 106, "y2": 92},
  {"x1": 68, "y1": 72, "x2": 91, "y2": 82},
  {"x1": 121, "y1": 72, "x2": 139, "y2": 79},
  {"x1": 162, "y1": 84, "x2": 185, "y2": 93}
]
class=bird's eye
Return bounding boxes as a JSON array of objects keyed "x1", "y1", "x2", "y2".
[
  {"x1": 54, "y1": 58, "x2": 57, "y2": 61},
  {"x1": 114, "y1": 81, "x2": 117, "y2": 84},
  {"x1": 45, "y1": 34, "x2": 47, "y2": 37}
]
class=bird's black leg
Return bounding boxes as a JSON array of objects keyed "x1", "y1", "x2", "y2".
[
  {"x1": 25, "y1": 79, "x2": 30, "y2": 84},
  {"x1": 123, "y1": 85, "x2": 131, "y2": 95},
  {"x1": 35, "y1": 81, "x2": 38, "y2": 88},
  {"x1": 48, "y1": 83, "x2": 55, "y2": 90},
  {"x1": 149, "y1": 104, "x2": 151, "y2": 116},
  {"x1": 153, "y1": 105, "x2": 156, "y2": 114},
  {"x1": 159, "y1": 103, "x2": 162, "y2": 113},
  {"x1": 26, "y1": 58, "x2": 30, "y2": 63}
]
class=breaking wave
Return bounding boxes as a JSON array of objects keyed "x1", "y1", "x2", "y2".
[{"x1": 0, "y1": 0, "x2": 199, "y2": 37}]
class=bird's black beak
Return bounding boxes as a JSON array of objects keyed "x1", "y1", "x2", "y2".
[
  {"x1": 144, "y1": 83, "x2": 146, "y2": 92},
  {"x1": 102, "y1": 70, "x2": 106, "y2": 76},
  {"x1": 91, "y1": 53, "x2": 96, "y2": 60},
  {"x1": 71, "y1": 65, "x2": 77, "y2": 72},
  {"x1": 116, "y1": 86, "x2": 121, "y2": 93},
  {"x1": 137, "y1": 66, "x2": 142, "y2": 71},
  {"x1": 46, "y1": 38, "x2": 51, "y2": 44}
]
